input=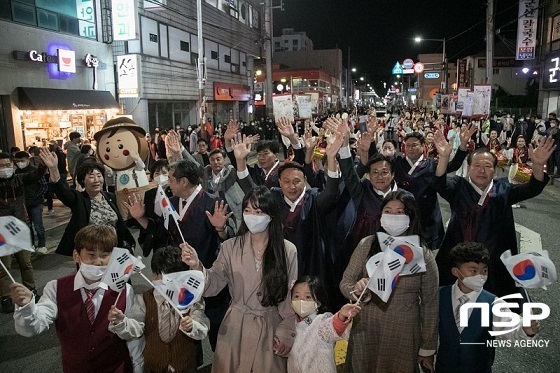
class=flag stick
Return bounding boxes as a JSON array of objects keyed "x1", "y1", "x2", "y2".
[
  {"x1": 113, "y1": 289, "x2": 123, "y2": 307},
  {"x1": 0, "y1": 260, "x2": 16, "y2": 283},
  {"x1": 139, "y1": 272, "x2": 184, "y2": 316},
  {"x1": 172, "y1": 215, "x2": 187, "y2": 244},
  {"x1": 355, "y1": 284, "x2": 370, "y2": 305}
]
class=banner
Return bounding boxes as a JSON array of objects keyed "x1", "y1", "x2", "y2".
[
  {"x1": 473, "y1": 85, "x2": 492, "y2": 117},
  {"x1": 501, "y1": 250, "x2": 557, "y2": 289},
  {"x1": 272, "y1": 95, "x2": 294, "y2": 122},
  {"x1": 516, "y1": 0, "x2": 539, "y2": 60},
  {"x1": 295, "y1": 95, "x2": 312, "y2": 119}
]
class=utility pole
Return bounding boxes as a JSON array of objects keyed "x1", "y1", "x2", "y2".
[
  {"x1": 196, "y1": 0, "x2": 206, "y2": 132},
  {"x1": 442, "y1": 37, "x2": 447, "y2": 93},
  {"x1": 486, "y1": 0, "x2": 494, "y2": 87},
  {"x1": 264, "y1": 0, "x2": 273, "y2": 117},
  {"x1": 347, "y1": 46, "x2": 351, "y2": 109}
]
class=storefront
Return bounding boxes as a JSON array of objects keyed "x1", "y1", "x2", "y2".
[
  {"x1": 209, "y1": 82, "x2": 251, "y2": 124},
  {"x1": 17, "y1": 87, "x2": 119, "y2": 148}
]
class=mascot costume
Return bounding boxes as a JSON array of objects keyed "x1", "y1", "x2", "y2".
[{"x1": 94, "y1": 117, "x2": 150, "y2": 221}]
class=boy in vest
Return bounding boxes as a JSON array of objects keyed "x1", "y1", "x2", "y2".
[
  {"x1": 10, "y1": 225, "x2": 144, "y2": 373},
  {"x1": 435, "y1": 242, "x2": 540, "y2": 373},
  {"x1": 109, "y1": 246, "x2": 209, "y2": 373}
]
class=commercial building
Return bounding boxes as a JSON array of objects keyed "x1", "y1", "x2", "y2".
[{"x1": 273, "y1": 28, "x2": 313, "y2": 52}]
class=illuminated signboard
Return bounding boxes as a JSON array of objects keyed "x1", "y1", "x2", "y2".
[
  {"x1": 543, "y1": 50, "x2": 560, "y2": 89},
  {"x1": 112, "y1": 0, "x2": 138, "y2": 41},
  {"x1": 117, "y1": 54, "x2": 140, "y2": 97},
  {"x1": 76, "y1": 0, "x2": 96, "y2": 39},
  {"x1": 516, "y1": 0, "x2": 539, "y2": 60}
]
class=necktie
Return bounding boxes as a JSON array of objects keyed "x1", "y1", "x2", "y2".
[
  {"x1": 84, "y1": 288, "x2": 98, "y2": 324},
  {"x1": 159, "y1": 301, "x2": 178, "y2": 343},
  {"x1": 455, "y1": 294, "x2": 469, "y2": 330}
]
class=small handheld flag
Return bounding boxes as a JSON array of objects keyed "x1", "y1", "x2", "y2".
[
  {"x1": 501, "y1": 250, "x2": 557, "y2": 289},
  {"x1": 366, "y1": 249, "x2": 405, "y2": 302},
  {"x1": 100, "y1": 247, "x2": 145, "y2": 292},
  {"x1": 377, "y1": 233, "x2": 426, "y2": 276},
  {"x1": 155, "y1": 185, "x2": 179, "y2": 230},
  {"x1": 154, "y1": 270, "x2": 205, "y2": 311},
  {"x1": 0, "y1": 216, "x2": 34, "y2": 283}
]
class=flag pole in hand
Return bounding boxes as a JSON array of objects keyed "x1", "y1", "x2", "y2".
[
  {"x1": 0, "y1": 261, "x2": 16, "y2": 283},
  {"x1": 139, "y1": 272, "x2": 183, "y2": 316}
]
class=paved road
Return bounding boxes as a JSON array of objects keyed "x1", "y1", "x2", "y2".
[{"x1": 1, "y1": 180, "x2": 559, "y2": 372}]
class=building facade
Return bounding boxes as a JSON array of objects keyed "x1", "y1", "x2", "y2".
[{"x1": 273, "y1": 28, "x2": 313, "y2": 52}]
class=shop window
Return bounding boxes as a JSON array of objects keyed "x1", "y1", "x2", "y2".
[
  {"x1": 12, "y1": 2, "x2": 36, "y2": 25},
  {"x1": 37, "y1": 8, "x2": 58, "y2": 31},
  {"x1": 180, "y1": 40, "x2": 189, "y2": 52}
]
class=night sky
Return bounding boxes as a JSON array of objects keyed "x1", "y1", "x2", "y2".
[{"x1": 274, "y1": 0, "x2": 520, "y2": 92}]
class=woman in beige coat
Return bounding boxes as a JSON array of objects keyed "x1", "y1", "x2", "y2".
[
  {"x1": 340, "y1": 191, "x2": 439, "y2": 373},
  {"x1": 182, "y1": 185, "x2": 298, "y2": 372}
]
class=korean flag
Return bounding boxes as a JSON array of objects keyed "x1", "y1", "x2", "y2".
[
  {"x1": 501, "y1": 250, "x2": 557, "y2": 289},
  {"x1": 377, "y1": 233, "x2": 426, "y2": 276},
  {"x1": 0, "y1": 216, "x2": 33, "y2": 256},
  {"x1": 366, "y1": 249, "x2": 405, "y2": 303},
  {"x1": 156, "y1": 270, "x2": 205, "y2": 311}
]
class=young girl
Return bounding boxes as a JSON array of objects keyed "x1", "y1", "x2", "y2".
[{"x1": 288, "y1": 276, "x2": 360, "y2": 373}]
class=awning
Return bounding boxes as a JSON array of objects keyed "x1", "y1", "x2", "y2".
[{"x1": 17, "y1": 87, "x2": 120, "y2": 110}]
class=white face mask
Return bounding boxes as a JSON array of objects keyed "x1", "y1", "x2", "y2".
[
  {"x1": 243, "y1": 213, "x2": 271, "y2": 233},
  {"x1": 380, "y1": 213, "x2": 410, "y2": 236},
  {"x1": 79, "y1": 262, "x2": 107, "y2": 281},
  {"x1": 460, "y1": 272, "x2": 488, "y2": 292},
  {"x1": 154, "y1": 174, "x2": 169, "y2": 185},
  {"x1": 291, "y1": 300, "x2": 317, "y2": 319},
  {"x1": 0, "y1": 167, "x2": 14, "y2": 179},
  {"x1": 16, "y1": 161, "x2": 29, "y2": 169}
]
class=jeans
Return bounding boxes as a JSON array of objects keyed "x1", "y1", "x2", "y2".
[{"x1": 27, "y1": 204, "x2": 46, "y2": 247}]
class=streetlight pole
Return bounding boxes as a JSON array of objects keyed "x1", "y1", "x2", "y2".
[{"x1": 415, "y1": 36, "x2": 447, "y2": 93}]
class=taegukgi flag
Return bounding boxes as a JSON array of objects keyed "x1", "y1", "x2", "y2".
[
  {"x1": 155, "y1": 184, "x2": 179, "y2": 229},
  {"x1": 501, "y1": 250, "x2": 557, "y2": 289},
  {"x1": 0, "y1": 216, "x2": 33, "y2": 256},
  {"x1": 366, "y1": 249, "x2": 405, "y2": 303},
  {"x1": 154, "y1": 270, "x2": 205, "y2": 311},
  {"x1": 377, "y1": 233, "x2": 426, "y2": 276},
  {"x1": 101, "y1": 247, "x2": 145, "y2": 291}
]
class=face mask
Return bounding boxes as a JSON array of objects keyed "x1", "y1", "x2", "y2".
[
  {"x1": 291, "y1": 300, "x2": 317, "y2": 319},
  {"x1": 243, "y1": 213, "x2": 271, "y2": 233},
  {"x1": 154, "y1": 174, "x2": 169, "y2": 185},
  {"x1": 16, "y1": 161, "x2": 29, "y2": 169},
  {"x1": 79, "y1": 262, "x2": 107, "y2": 281},
  {"x1": 380, "y1": 213, "x2": 410, "y2": 236},
  {"x1": 460, "y1": 272, "x2": 487, "y2": 292},
  {"x1": 0, "y1": 167, "x2": 14, "y2": 179}
]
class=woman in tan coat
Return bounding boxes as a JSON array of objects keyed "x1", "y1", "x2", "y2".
[
  {"x1": 340, "y1": 191, "x2": 439, "y2": 373},
  {"x1": 182, "y1": 185, "x2": 297, "y2": 372}
]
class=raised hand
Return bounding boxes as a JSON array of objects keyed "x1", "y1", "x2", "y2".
[
  {"x1": 165, "y1": 130, "x2": 182, "y2": 156},
  {"x1": 180, "y1": 315, "x2": 193, "y2": 333},
  {"x1": 325, "y1": 127, "x2": 345, "y2": 158},
  {"x1": 367, "y1": 114, "x2": 379, "y2": 135},
  {"x1": 276, "y1": 117, "x2": 297, "y2": 140},
  {"x1": 126, "y1": 193, "x2": 145, "y2": 221},
  {"x1": 529, "y1": 136, "x2": 557, "y2": 166},
  {"x1": 303, "y1": 130, "x2": 317, "y2": 150},
  {"x1": 459, "y1": 123, "x2": 477, "y2": 149},
  {"x1": 39, "y1": 147, "x2": 58, "y2": 169},
  {"x1": 433, "y1": 130, "x2": 453, "y2": 157},
  {"x1": 232, "y1": 133, "x2": 252, "y2": 160},
  {"x1": 224, "y1": 120, "x2": 240, "y2": 143},
  {"x1": 357, "y1": 131, "x2": 373, "y2": 154},
  {"x1": 180, "y1": 242, "x2": 201, "y2": 270},
  {"x1": 205, "y1": 200, "x2": 233, "y2": 229},
  {"x1": 10, "y1": 282, "x2": 33, "y2": 307}
]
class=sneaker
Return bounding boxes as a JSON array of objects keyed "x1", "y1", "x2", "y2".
[
  {"x1": 36, "y1": 246, "x2": 48, "y2": 255},
  {"x1": 1, "y1": 297, "x2": 14, "y2": 314}
]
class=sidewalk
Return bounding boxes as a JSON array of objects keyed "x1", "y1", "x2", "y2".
[{"x1": 39, "y1": 200, "x2": 71, "y2": 255}]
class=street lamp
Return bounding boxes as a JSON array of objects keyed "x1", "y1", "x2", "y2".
[
  {"x1": 352, "y1": 68, "x2": 357, "y2": 72},
  {"x1": 415, "y1": 36, "x2": 447, "y2": 93}
]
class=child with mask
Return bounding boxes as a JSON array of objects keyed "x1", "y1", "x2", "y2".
[
  {"x1": 181, "y1": 185, "x2": 298, "y2": 373},
  {"x1": 435, "y1": 242, "x2": 540, "y2": 373},
  {"x1": 339, "y1": 191, "x2": 439, "y2": 373},
  {"x1": 288, "y1": 275, "x2": 360, "y2": 373},
  {"x1": 10, "y1": 225, "x2": 144, "y2": 372}
]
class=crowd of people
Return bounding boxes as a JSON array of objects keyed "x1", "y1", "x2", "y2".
[{"x1": 0, "y1": 107, "x2": 557, "y2": 372}]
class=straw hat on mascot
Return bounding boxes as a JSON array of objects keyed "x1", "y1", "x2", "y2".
[{"x1": 94, "y1": 116, "x2": 150, "y2": 220}]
